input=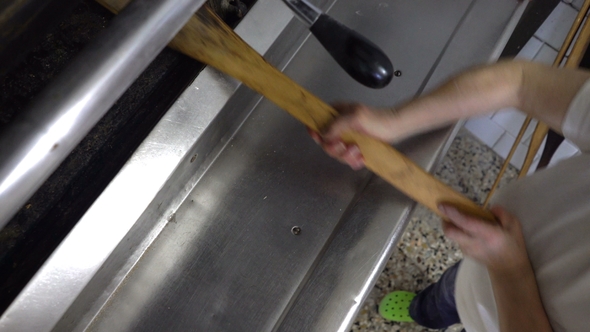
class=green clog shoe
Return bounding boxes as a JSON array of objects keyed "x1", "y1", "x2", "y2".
[{"x1": 378, "y1": 291, "x2": 416, "y2": 322}]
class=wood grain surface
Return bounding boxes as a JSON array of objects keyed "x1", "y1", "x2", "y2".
[
  {"x1": 487, "y1": 0, "x2": 590, "y2": 202},
  {"x1": 518, "y1": 0, "x2": 590, "y2": 178},
  {"x1": 98, "y1": 0, "x2": 495, "y2": 222}
]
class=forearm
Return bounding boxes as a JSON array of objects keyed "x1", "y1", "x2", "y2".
[
  {"x1": 488, "y1": 264, "x2": 552, "y2": 332},
  {"x1": 519, "y1": 62, "x2": 590, "y2": 132},
  {"x1": 440, "y1": 205, "x2": 551, "y2": 332},
  {"x1": 389, "y1": 61, "x2": 590, "y2": 141},
  {"x1": 390, "y1": 61, "x2": 522, "y2": 140}
]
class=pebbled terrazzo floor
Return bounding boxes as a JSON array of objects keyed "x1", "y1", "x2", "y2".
[{"x1": 350, "y1": 128, "x2": 519, "y2": 332}]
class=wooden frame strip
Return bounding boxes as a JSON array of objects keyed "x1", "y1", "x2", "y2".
[{"x1": 484, "y1": 0, "x2": 590, "y2": 204}]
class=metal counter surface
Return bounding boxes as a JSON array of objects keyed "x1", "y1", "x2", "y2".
[{"x1": 0, "y1": 0, "x2": 523, "y2": 331}]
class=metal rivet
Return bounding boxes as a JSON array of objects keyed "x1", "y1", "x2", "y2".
[
  {"x1": 291, "y1": 226, "x2": 301, "y2": 235},
  {"x1": 394, "y1": 70, "x2": 402, "y2": 77}
]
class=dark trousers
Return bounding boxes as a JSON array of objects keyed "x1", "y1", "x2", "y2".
[{"x1": 409, "y1": 261, "x2": 462, "y2": 329}]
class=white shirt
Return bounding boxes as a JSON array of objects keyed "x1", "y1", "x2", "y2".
[{"x1": 455, "y1": 79, "x2": 590, "y2": 332}]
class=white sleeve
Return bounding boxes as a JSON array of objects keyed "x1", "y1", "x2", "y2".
[{"x1": 562, "y1": 78, "x2": 590, "y2": 152}]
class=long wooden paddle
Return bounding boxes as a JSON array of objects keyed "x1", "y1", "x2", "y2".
[
  {"x1": 520, "y1": 0, "x2": 590, "y2": 178},
  {"x1": 97, "y1": 1, "x2": 495, "y2": 222},
  {"x1": 484, "y1": 0, "x2": 590, "y2": 207}
]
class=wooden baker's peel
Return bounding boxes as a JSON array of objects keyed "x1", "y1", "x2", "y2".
[
  {"x1": 98, "y1": 0, "x2": 495, "y2": 222},
  {"x1": 484, "y1": 0, "x2": 590, "y2": 206}
]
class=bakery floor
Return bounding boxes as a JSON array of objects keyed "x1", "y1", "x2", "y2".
[{"x1": 351, "y1": 128, "x2": 519, "y2": 332}]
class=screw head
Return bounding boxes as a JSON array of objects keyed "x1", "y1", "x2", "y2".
[{"x1": 291, "y1": 226, "x2": 301, "y2": 235}]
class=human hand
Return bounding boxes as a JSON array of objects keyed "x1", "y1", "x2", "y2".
[
  {"x1": 439, "y1": 204, "x2": 530, "y2": 274},
  {"x1": 309, "y1": 103, "x2": 400, "y2": 170}
]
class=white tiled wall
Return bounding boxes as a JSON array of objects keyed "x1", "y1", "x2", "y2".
[
  {"x1": 566, "y1": 0, "x2": 586, "y2": 11},
  {"x1": 464, "y1": 0, "x2": 582, "y2": 171},
  {"x1": 535, "y1": 2, "x2": 578, "y2": 50}
]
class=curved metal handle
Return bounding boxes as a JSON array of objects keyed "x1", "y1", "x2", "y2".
[
  {"x1": 282, "y1": 0, "x2": 394, "y2": 89},
  {"x1": 310, "y1": 14, "x2": 394, "y2": 89},
  {"x1": 282, "y1": 0, "x2": 321, "y2": 26}
]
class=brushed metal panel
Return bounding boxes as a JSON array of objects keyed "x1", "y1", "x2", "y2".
[
  {"x1": 277, "y1": 1, "x2": 523, "y2": 330},
  {"x1": 88, "y1": 99, "x2": 367, "y2": 331},
  {"x1": 86, "y1": 1, "x2": 520, "y2": 331},
  {"x1": 9, "y1": 0, "x2": 522, "y2": 331},
  {"x1": 3, "y1": 0, "x2": 296, "y2": 331},
  {"x1": 277, "y1": 1, "x2": 522, "y2": 330},
  {"x1": 422, "y1": 0, "x2": 524, "y2": 91},
  {"x1": 275, "y1": 126, "x2": 461, "y2": 332}
]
